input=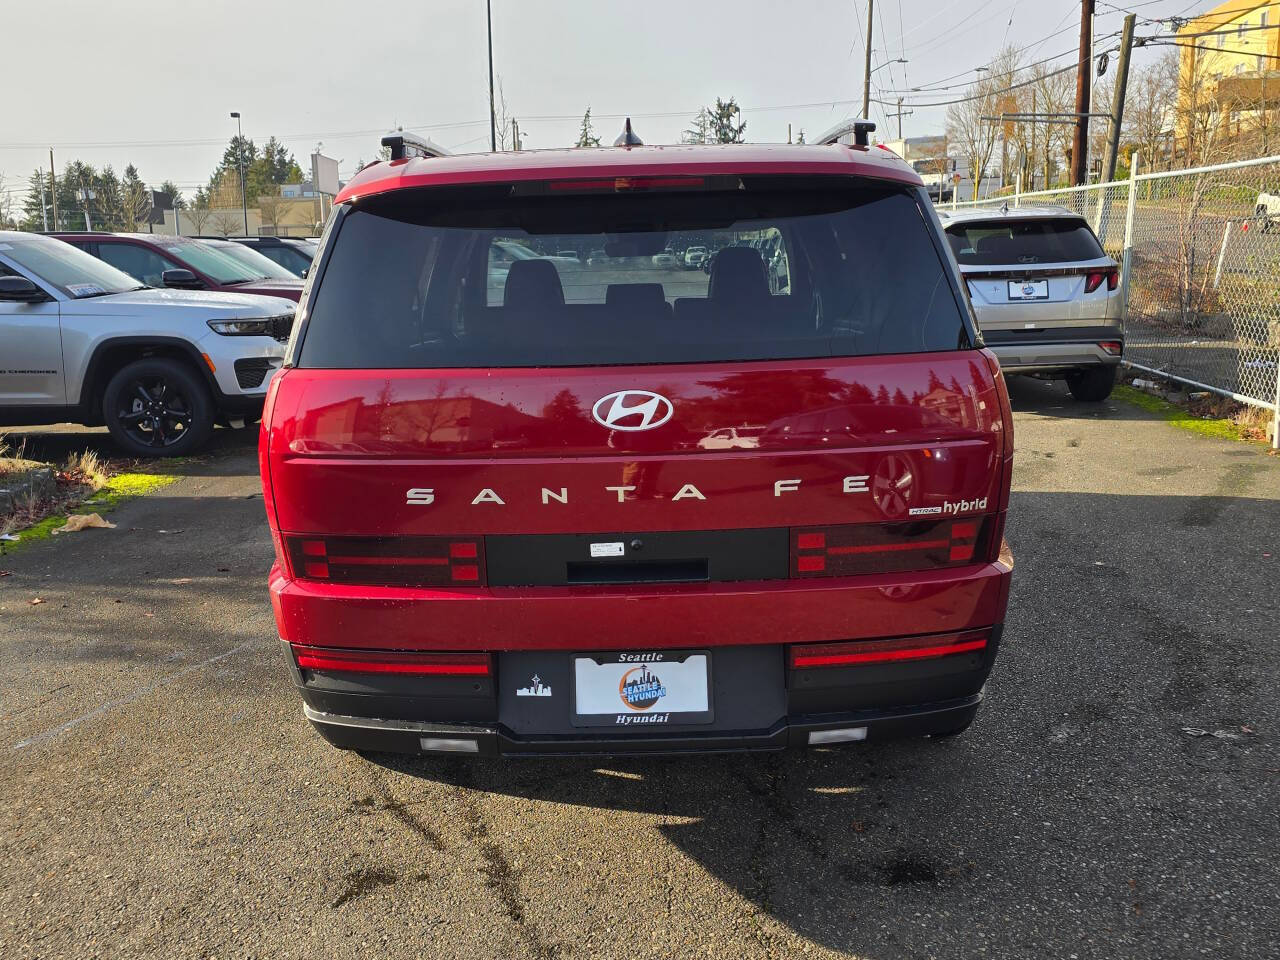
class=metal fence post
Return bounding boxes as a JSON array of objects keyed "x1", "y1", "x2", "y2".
[
  {"x1": 1120, "y1": 152, "x2": 1140, "y2": 321},
  {"x1": 1273, "y1": 362, "x2": 1280, "y2": 450},
  {"x1": 1014, "y1": 171, "x2": 1022, "y2": 207}
]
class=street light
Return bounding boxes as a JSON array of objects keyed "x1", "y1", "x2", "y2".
[
  {"x1": 230, "y1": 111, "x2": 248, "y2": 234},
  {"x1": 871, "y1": 58, "x2": 908, "y2": 76}
]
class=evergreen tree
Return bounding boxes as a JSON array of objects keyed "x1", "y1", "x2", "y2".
[
  {"x1": 120, "y1": 164, "x2": 152, "y2": 231},
  {"x1": 20, "y1": 168, "x2": 53, "y2": 230},
  {"x1": 708, "y1": 97, "x2": 747, "y2": 143},
  {"x1": 576, "y1": 108, "x2": 601, "y2": 148},
  {"x1": 682, "y1": 108, "x2": 712, "y2": 144},
  {"x1": 158, "y1": 180, "x2": 185, "y2": 210}
]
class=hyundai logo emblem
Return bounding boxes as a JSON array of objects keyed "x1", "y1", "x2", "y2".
[{"x1": 592, "y1": 390, "x2": 674, "y2": 432}]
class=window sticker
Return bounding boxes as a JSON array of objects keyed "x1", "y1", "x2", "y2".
[{"x1": 66, "y1": 283, "x2": 106, "y2": 297}]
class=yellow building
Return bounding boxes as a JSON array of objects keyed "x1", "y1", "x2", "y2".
[{"x1": 1177, "y1": 0, "x2": 1280, "y2": 154}]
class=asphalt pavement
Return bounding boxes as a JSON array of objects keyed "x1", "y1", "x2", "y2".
[{"x1": 1, "y1": 378, "x2": 1278, "y2": 959}]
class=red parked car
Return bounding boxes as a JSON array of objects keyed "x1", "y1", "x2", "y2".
[
  {"x1": 53, "y1": 233, "x2": 304, "y2": 302},
  {"x1": 259, "y1": 123, "x2": 1015, "y2": 757}
]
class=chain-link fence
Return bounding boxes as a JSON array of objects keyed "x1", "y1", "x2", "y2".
[{"x1": 949, "y1": 156, "x2": 1280, "y2": 447}]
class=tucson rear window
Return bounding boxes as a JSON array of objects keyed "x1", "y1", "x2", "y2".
[
  {"x1": 945, "y1": 217, "x2": 1105, "y2": 266},
  {"x1": 298, "y1": 178, "x2": 970, "y2": 368}
]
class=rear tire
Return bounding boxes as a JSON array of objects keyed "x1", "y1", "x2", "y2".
[
  {"x1": 1066, "y1": 366, "x2": 1116, "y2": 402},
  {"x1": 103, "y1": 358, "x2": 214, "y2": 457}
]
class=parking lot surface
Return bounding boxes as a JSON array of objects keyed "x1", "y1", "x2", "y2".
[{"x1": 1, "y1": 378, "x2": 1277, "y2": 959}]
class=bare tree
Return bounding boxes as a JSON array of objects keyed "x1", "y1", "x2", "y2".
[
  {"x1": 257, "y1": 188, "x2": 287, "y2": 234},
  {"x1": 491, "y1": 77, "x2": 514, "y2": 151},
  {"x1": 183, "y1": 189, "x2": 212, "y2": 234},
  {"x1": 1125, "y1": 53, "x2": 1178, "y2": 172},
  {"x1": 0, "y1": 172, "x2": 14, "y2": 228},
  {"x1": 947, "y1": 48, "x2": 1022, "y2": 200},
  {"x1": 1031, "y1": 62, "x2": 1074, "y2": 188},
  {"x1": 211, "y1": 210, "x2": 242, "y2": 237}
]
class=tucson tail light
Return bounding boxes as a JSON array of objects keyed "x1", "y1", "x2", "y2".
[
  {"x1": 1084, "y1": 267, "x2": 1119, "y2": 293},
  {"x1": 285, "y1": 535, "x2": 486, "y2": 587},
  {"x1": 291, "y1": 645, "x2": 491, "y2": 676},
  {"x1": 791, "y1": 518, "x2": 990, "y2": 577},
  {"x1": 790, "y1": 630, "x2": 989, "y2": 668}
]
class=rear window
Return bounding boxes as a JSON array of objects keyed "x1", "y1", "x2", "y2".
[
  {"x1": 298, "y1": 178, "x2": 969, "y2": 368},
  {"x1": 945, "y1": 217, "x2": 1105, "y2": 266}
]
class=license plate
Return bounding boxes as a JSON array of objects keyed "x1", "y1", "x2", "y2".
[
  {"x1": 1008, "y1": 280, "x2": 1049, "y2": 300},
  {"x1": 571, "y1": 651, "x2": 713, "y2": 727}
]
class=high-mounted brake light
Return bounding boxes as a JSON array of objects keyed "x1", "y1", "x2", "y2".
[
  {"x1": 790, "y1": 630, "x2": 989, "y2": 668},
  {"x1": 285, "y1": 535, "x2": 486, "y2": 587},
  {"x1": 292, "y1": 646, "x2": 491, "y2": 676},
  {"x1": 791, "y1": 517, "x2": 990, "y2": 578}
]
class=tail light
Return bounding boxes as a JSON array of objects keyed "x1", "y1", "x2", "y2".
[
  {"x1": 790, "y1": 630, "x2": 989, "y2": 668},
  {"x1": 1098, "y1": 340, "x2": 1123, "y2": 356},
  {"x1": 1085, "y1": 267, "x2": 1119, "y2": 293},
  {"x1": 791, "y1": 517, "x2": 990, "y2": 578},
  {"x1": 292, "y1": 645, "x2": 491, "y2": 676},
  {"x1": 285, "y1": 535, "x2": 486, "y2": 587}
]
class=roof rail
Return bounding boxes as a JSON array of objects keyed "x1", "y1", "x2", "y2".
[
  {"x1": 815, "y1": 119, "x2": 877, "y2": 148},
  {"x1": 380, "y1": 130, "x2": 451, "y2": 161}
]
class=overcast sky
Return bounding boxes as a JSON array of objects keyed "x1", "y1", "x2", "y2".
[{"x1": 2, "y1": 0, "x2": 1204, "y2": 202}]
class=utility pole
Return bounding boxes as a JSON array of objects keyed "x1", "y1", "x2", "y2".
[
  {"x1": 887, "y1": 97, "x2": 913, "y2": 139},
  {"x1": 487, "y1": 0, "x2": 497, "y2": 152},
  {"x1": 80, "y1": 182, "x2": 94, "y2": 232},
  {"x1": 861, "y1": 0, "x2": 874, "y2": 120},
  {"x1": 511, "y1": 118, "x2": 520, "y2": 151},
  {"x1": 1100, "y1": 13, "x2": 1137, "y2": 184},
  {"x1": 38, "y1": 176, "x2": 48, "y2": 231},
  {"x1": 1071, "y1": 0, "x2": 1095, "y2": 185},
  {"x1": 1030, "y1": 88, "x2": 1036, "y2": 190},
  {"x1": 48, "y1": 150, "x2": 58, "y2": 231}
]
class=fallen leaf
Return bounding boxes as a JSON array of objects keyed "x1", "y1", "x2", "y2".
[
  {"x1": 0, "y1": 571, "x2": 11, "y2": 577},
  {"x1": 29, "y1": 597, "x2": 46, "y2": 605}
]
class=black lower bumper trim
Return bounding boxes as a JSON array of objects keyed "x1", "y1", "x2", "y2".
[{"x1": 303, "y1": 694, "x2": 982, "y2": 757}]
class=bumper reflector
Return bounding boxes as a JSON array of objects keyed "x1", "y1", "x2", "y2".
[
  {"x1": 292, "y1": 646, "x2": 491, "y2": 676},
  {"x1": 420, "y1": 737, "x2": 480, "y2": 754},
  {"x1": 790, "y1": 630, "x2": 989, "y2": 668},
  {"x1": 809, "y1": 726, "x2": 868, "y2": 745}
]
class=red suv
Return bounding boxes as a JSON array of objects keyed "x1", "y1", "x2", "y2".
[
  {"x1": 54, "y1": 233, "x2": 304, "y2": 302},
  {"x1": 260, "y1": 124, "x2": 1014, "y2": 757}
]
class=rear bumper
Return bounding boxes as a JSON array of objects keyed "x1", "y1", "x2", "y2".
[
  {"x1": 301, "y1": 694, "x2": 983, "y2": 756},
  {"x1": 988, "y1": 340, "x2": 1123, "y2": 373},
  {"x1": 284, "y1": 625, "x2": 1003, "y2": 757}
]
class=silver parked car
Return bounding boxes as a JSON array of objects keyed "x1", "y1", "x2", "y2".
[{"x1": 940, "y1": 206, "x2": 1123, "y2": 401}]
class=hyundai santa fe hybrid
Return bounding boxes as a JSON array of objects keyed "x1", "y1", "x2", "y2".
[
  {"x1": 261, "y1": 127, "x2": 1015, "y2": 757},
  {"x1": 940, "y1": 206, "x2": 1123, "y2": 401}
]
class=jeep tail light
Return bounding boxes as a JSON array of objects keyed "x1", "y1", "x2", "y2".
[
  {"x1": 1085, "y1": 267, "x2": 1119, "y2": 293},
  {"x1": 1098, "y1": 340, "x2": 1123, "y2": 356},
  {"x1": 790, "y1": 518, "x2": 990, "y2": 578},
  {"x1": 285, "y1": 535, "x2": 486, "y2": 587},
  {"x1": 292, "y1": 645, "x2": 491, "y2": 676},
  {"x1": 790, "y1": 630, "x2": 989, "y2": 668}
]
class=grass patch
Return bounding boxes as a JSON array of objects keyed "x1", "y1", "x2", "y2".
[
  {"x1": 0, "y1": 470, "x2": 177, "y2": 549},
  {"x1": 1113, "y1": 384, "x2": 1253, "y2": 441}
]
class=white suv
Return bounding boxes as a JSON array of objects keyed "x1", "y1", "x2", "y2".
[{"x1": 0, "y1": 231, "x2": 296, "y2": 456}]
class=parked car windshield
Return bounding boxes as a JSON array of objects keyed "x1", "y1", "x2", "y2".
[
  {"x1": 0, "y1": 233, "x2": 144, "y2": 298},
  {"x1": 199, "y1": 240, "x2": 297, "y2": 279},
  {"x1": 945, "y1": 217, "x2": 1105, "y2": 266},
  {"x1": 159, "y1": 240, "x2": 267, "y2": 284},
  {"x1": 299, "y1": 178, "x2": 970, "y2": 368}
]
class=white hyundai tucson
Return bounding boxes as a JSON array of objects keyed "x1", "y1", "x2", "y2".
[{"x1": 0, "y1": 231, "x2": 296, "y2": 456}]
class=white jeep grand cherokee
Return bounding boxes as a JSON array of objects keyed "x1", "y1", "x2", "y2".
[{"x1": 0, "y1": 231, "x2": 296, "y2": 456}]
